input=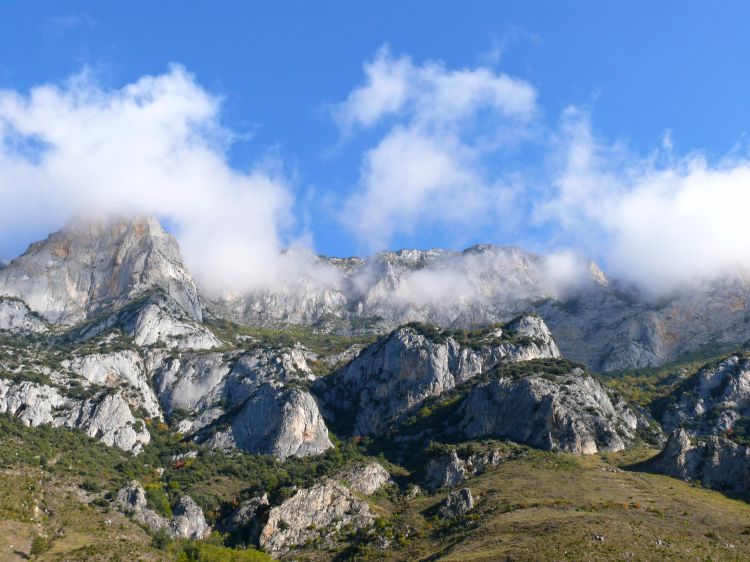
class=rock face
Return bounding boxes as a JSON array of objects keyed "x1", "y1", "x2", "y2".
[
  {"x1": 68, "y1": 393, "x2": 151, "y2": 454},
  {"x1": 152, "y1": 347, "x2": 332, "y2": 459},
  {"x1": 0, "y1": 379, "x2": 150, "y2": 454},
  {"x1": 205, "y1": 243, "x2": 750, "y2": 372},
  {"x1": 0, "y1": 216, "x2": 202, "y2": 325},
  {"x1": 218, "y1": 494, "x2": 270, "y2": 535},
  {"x1": 65, "y1": 350, "x2": 162, "y2": 419},
  {"x1": 316, "y1": 314, "x2": 560, "y2": 435},
  {"x1": 207, "y1": 385, "x2": 333, "y2": 459},
  {"x1": 660, "y1": 355, "x2": 750, "y2": 437},
  {"x1": 115, "y1": 480, "x2": 210, "y2": 539},
  {"x1": 425, "y1": 451, "x2": 469, "y2": 490},
  {"x1": 209, "y1": 246, "x2": 585, "y2": 332},
  {"x1": 258, "y1": 478, "x2": 375, "y2": 555},
  {"x1": 334, "y1": 462, "x2": 393, "y2": 495},
  {"x1": 170, "y1": 495, "x2": 211, "y2": 540},
  {"x1": 0, "y1": 298, "x2": 47, "y2": 333},
  {"x1": 424, "y1": 449, "x2": 510, "y2": 491},
  {"x1": 456, "y1": 366, "x2": 641, "y2": 454},
  {"x1": 5, "y1": 217, "x2": 750, "y2": 371},
  {"x1": 650, "y1": 429, "x2": 750, "y2": 495},
  {"x1": 437, "y1": 488, "x2": 474, "y2": 519}
]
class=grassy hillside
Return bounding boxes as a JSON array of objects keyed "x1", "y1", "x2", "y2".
[
  {"x1": 2, "y1": 411, "x2": 750, "y2": 561},
  {"x1": 292, "y1": 449, "x2": 750, "y2": 561}
]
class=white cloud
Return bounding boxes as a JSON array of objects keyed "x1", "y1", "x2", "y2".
[
  {"x1": 335, "y1": 47, "x2": 536, "y2": 250},
  {"x1": 0, "y1": 65, "x2": 296, "y2": 293},
  {"x1": 542, "y1": 107, "x2": 750, "y2": 294}
]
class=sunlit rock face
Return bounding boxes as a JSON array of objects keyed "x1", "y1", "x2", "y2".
[
  {"x1": 315, "y1": 314, "x2": 560, "y2": 436},
  {"x1": 0, "y1": 215, "x2": 202, "y2": 325},
  {"x1": 455, "y1": 367, "x2": 642, "y2": 454}
]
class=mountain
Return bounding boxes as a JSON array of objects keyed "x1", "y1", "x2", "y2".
[
  {"x1": 208, "y1": 242, "x2": 750, "y2": 372},
  {"x1": 4, "y1": 215, "x2": 750, "y2": 372},
  {"x1": 4, "y1": 214, "x2": 750, "y2": 560},
  {"x1": 0, "y1": 215, "x2": 201, "y2": 325}
]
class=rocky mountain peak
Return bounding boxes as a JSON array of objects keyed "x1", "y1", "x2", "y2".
[{"x1": 0, "y1": 215, "x2": 201, "y2": 324}]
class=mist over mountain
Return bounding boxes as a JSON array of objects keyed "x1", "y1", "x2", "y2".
[{"x1": 2, "y1": 215, "x2": 749, "y2": 372}]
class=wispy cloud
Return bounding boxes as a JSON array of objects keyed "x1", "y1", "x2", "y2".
[{"x1": 42, "y1": 13, "x2": 97, "y2": 37}]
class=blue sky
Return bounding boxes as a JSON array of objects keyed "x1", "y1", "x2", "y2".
[{"x1": 2, "y1": 2, "x2": 750, "y2": 291}]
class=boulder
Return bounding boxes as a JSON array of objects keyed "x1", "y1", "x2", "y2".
[{"x1": 437, "y1": 488, "x2": 474, "y2": 519}]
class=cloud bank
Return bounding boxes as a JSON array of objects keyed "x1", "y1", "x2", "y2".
[
  {"x1": 542, "y1": 108, "x2": 750, "y2": 294},
  {"x1": 0, "y1": 65, "x2": 296, "y2": 293},
  {"x1": 2, "y1": 50, "x2": 750, "y2": 300}
]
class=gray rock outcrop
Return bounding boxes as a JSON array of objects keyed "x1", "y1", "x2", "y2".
[
  {"x1": 258, "y1": 478, "x2": 374, "y2": 555},
  {"x1": 169, "y1": 495, "x2": 211, "y2": 539},
  {"x1": 152, "y1": 347, "x2": 332, "y2": 459},
  {"x1": 67, "y1": 393, "x2": 151, "y2": 454},
  {"x1": 424, "y1": 449, "x2": 510, "y2": 491},
  {"x1": 0, "y1": 215, "x2": 202, "y2": 325},
  {"x1": 207, "y1": 385, "x2": 333, "y2": 459},
  {"x1": 0, "y1": 379, "x2": 149, "y2": 454},
  {"x1": 650, "y1": 429, "x2": 750, "y2": 495},
  {"x1": 456, "y1": 366, "x2": 641, "y2": 454},
  {"x1": 115, "y1": 480, "x2": 209, "y2": 539},
  {"x1": 316, "y1": 314, "x2": 560, "y2": 435},
  {"x1": 218, "y1": 493, "x2": 269, "y2": 535},
  {"x1": 65, "y1": 350, "x2": 162, "y2": 419},
  {"x1": 660, "y1": 354, "x2": 750, "y2": 437},
  {"x1": 0, "y1": 298, "x2": 47, "y2": 333},
  {"x1": 334, "y1": 462, "x2": 393, "y2": 495},
  {"x1": 437, "y1": 488, "x2": 474, "y2": 519},
  {"x1": 206, "y1": 242, "x2": 750, "y2": 372}
]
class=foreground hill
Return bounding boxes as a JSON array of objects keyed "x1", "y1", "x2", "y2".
[{"x1": 1, "y1": 415, "x2": 749, "y2": 561}]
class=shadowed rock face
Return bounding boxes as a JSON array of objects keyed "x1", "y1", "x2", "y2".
[
  {"x1": 0, "y1": 215, "x2": 201, "y2": 324},
  {"x1": 315, "y1": 314, "x2": 560, "y2": 436},
  {"x1": 660, "y1": 354, "x2": 750, "y2": 437},
  {"x1": 650, "y1": 429, "x2": 750, "y2": 496}
]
